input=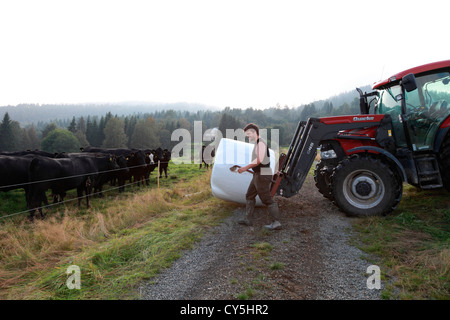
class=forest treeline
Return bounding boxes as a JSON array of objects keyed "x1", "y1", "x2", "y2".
[{"x1": 0, "y1": 86, "x2": 370, "y2": 153}]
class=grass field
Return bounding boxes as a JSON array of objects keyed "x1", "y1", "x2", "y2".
[
  {"x1": 353, "y1": 185, "x2": 450, "y2": 299},
  {"x1": 0, "y1": 162, "x2": 239, "y2": 299},
  {"x1": 0, "y1": 160, "x2": 448, "y2": 299}
]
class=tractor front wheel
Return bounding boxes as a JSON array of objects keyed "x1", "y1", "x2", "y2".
[
  {"x1": 331, "y1": 154, "x2": 402, "y2": 217},
  {"x1": 314, "y1": 160, "x2": 334, "y2": 201}
]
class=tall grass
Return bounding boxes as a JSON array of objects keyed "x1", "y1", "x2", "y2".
[
  {"x1": 0, "y1": 166, "x2": 239, "y2": 299},
  {"x1": 354, "y1": 185, "x2": 450, "y2": 299}
]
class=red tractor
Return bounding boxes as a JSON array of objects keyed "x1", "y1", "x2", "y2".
[{"x1": 271, "y1": 60, "x2": 450, "y2": 216}]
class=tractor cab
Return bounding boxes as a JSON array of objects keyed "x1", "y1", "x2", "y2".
[
  {"x1": 373, "y1": 67, "x2": 450, "y2": 152},
  {"x1": 360, "y1": 60, "x2": 450, "y2": 190}
]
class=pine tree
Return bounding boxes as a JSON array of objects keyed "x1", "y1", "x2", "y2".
[
  {"x1": 77, "y1": 116, "x2": 86, "y2": 133},
  {"x1": 0, "y1": 113, "x2": 15, "y2": 151},
  {"x1": 85, "y1": 116, "x2": 95, "y2": 146},
  {"x1": 218, "y1": 113, "x2": 228, "y2": 137},
  {"x1": 98, "y1": 116, "x2": 106, "y2": 146},
  {"x1": 125, "y1": 115, "x2": 137, "y2": 147},
  {"x1": 68, "y1": 116, "x2": 77, "y2": 133}
]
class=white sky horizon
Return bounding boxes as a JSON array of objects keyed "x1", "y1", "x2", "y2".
[{"x1": 0, "y1": 0, "x2": 448, "y2": 109}]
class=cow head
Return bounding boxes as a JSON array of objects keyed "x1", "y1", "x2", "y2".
[
  {"x1": 116, "y1": 155, "x2": 130, "y2": 174},
  {"x1": 163, "y1": 149, "x2": 171, "y2": 161}
]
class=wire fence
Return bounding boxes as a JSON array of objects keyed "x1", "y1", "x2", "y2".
[
  {"x1": 0, "y1": 161, "x2": 170, "y2": 190},
  {"x1": 0, "y1": 160, "x2": 178, "y2": 221},
  {"x1": 0, "y1": 177, "x2": 156, "y2": 220}
]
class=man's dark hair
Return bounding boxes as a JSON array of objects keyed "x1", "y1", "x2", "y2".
[{"x1": 243, "y1": 123, "x2": 259, "y2": 135}]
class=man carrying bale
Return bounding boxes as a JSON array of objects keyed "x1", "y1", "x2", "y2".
[{"x1": 237, "y1": 123, "x2": 281, "y2": 230}]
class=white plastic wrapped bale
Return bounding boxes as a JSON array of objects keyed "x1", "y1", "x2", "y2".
[{"x1": 210, "y1": 138, "x2": 276, "y2": 206}]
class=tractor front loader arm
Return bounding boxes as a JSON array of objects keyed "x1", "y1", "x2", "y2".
[
  {"x1": 270, "y1": 115, "x2": 386, "y2": 198},
  {"x1": 271, "y1": 118, "x2": 322, "y2": 197}
]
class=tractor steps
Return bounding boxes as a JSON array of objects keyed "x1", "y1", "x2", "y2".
[{"x1": 415, "y1": 155, "x2": 443, "y2": 189}]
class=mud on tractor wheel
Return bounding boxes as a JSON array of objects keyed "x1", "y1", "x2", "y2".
[{"x1": 330, "y1": 154, "x2": 402, "y2": 217}]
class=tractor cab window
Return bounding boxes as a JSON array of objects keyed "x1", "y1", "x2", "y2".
[
  {"x1": 405, "y1": 72, "x2": 450, "y2": 151},
  {"x1": 378, "y1": 85, "x2": 407, "y2": 147},
  {"x1": 378, "y1": 85, "x2": 402, "y2": 116},
  {"x1": 422, "y1": 72, "x2": 450, "y2": 118},
  {"x1": 377, "y1": 72, "x2": 450, "y2": 151}
]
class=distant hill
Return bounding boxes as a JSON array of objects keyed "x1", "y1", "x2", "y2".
[
  {"x1": 0, "y1": 85, "x2": 372, "y2": 125},
  {"x1": 0, "y1": 101, "x2": 219, "y2": 126},
  {"x1": 307, "y1": 84, "x2": 372, "y2": 110}
]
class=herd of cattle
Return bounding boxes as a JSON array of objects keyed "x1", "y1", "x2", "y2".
[{"x1": 0, "y1": 147, "x2": 172, "y2": 221}]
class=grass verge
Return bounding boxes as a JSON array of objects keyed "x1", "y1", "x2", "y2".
[{"x1": 0, "y1": 165, "x2": 238, "y2": 299}]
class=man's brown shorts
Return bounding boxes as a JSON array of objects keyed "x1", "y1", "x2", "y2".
[{"x1": 245, "y1": 171, "x2": 274, "y2": 206}]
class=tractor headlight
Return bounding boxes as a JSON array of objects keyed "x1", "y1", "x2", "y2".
[{"x1": 320, "y1": 149, "x2": 337, "y2": 159}]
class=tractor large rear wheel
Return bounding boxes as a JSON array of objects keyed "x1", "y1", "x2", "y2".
[
  {"x1": 440, "y1": 133, "x2": 450, "y2": 192},
  {"x1": 331, "y1": 154, "x2": 402, "y2": 217}
]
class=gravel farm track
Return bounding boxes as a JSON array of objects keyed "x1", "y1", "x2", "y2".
[{"x1": 139, "y1": 172, "x2": 383, "y2": 300}]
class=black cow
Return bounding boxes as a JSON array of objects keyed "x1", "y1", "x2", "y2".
[
  {"x1": 81, "y1": 147, "x2": 131, "y2": 156},
  {"x1": 0, "y1": 155, "x2": 49, "y2": 220},
  {"x1": 142, "y1": 149, "x2": 157, "y2": 186},
  {"x1": 199, "y1": 143, "x2": 215, "y2": 170},
  {"x1": 56, "y1": 152, "x2": 127, "y2": 197},
  {"x1": 0, "y1": 150, "x2": 56, "y2": 158},
  {"x1": 0, "y1": 155, "x2": 32, "y2": 193},
  {"x1": 28, "y1": 155, "x2": 119, "y2": 221},
  {"x1": 114, "y1": 155, "x2": 130, "y2": 192},
  {"x1": 155, "y1": 148, "x2": 171, "y2": 178},
  {"x1": 128, "y1": 149, "x2": 147, "y2": 187},
  {"x1": 81, "y1": 147, "x2": 146, "y2": 191}
]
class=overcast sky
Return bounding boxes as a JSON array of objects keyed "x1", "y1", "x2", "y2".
[{"x1": 0, "y1": 0, "x2": 448, "y2": 109}]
